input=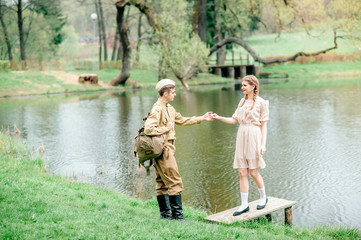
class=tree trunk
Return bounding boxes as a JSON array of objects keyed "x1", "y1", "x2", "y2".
[
  {"x1": 209, "y1": 31, "x2": 339, "y2": 65},
  {"x1": 116, "y1": 39, "x2": 122, "y2": 60},
  {"x1": 95, "y1": 1, "x2": 102, "y2": 67},
  {"x1": 216, "y1": 39, "x2": 226, "y2": 65},
  {"x1": 110, "y1": 2, "x2": 131, "y2": 86},
  {"x1": 98, "y1": 0, "x2": 108, "y2": 61},
  {"x1": 111, "y1": 26, "x2": 118, "y2": 61},
  {"x1": 158, "y1": 53, "x2": 167, "y2": 80},
  {"x1": 136, "y1": 12, "x2": 142, "y2": 62},
  {"x1": 214, "y1": 4, "x2": 225, "y2": 65},
  {"x1": 197, "y1": 0, "x2": 206, "y2": 42},
  {"x1": 0, "y1": 1, "x2": 12, "y2": 60},
  {"x1": 16, "y1": 0, "x2": 26, "y2": 68},
  {"x1": 115, "y1": 4, "x2": 130, "y2": 61}
]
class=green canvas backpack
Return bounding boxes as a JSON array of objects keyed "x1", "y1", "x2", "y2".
[{"x1": 133, "y1": 116, "x2": 169, "y2": 174}]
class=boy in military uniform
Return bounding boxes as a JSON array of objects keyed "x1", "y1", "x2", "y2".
[{"x1": 144, "y1": 79, "x2": 213, "y2": 221}]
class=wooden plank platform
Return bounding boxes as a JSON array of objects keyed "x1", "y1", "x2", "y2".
[{"x1": 205, "y1": 197, "x2": 297, "y2": 225}]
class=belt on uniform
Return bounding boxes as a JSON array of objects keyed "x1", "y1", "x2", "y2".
[{"x1": 168, "y1": 139, "x2": 175, "y2": 145}]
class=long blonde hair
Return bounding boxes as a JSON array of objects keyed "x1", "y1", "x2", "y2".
[{"x1": 239, "y1": 75, "x2": 260, "y2": 111}]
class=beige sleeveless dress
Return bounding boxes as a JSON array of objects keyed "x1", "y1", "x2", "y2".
[{"x1": 232, "y1": 96, "x2": 269, "y2": 169}]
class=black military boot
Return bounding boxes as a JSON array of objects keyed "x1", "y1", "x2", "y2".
[
  {"x1": 169, "y1": 194, "x2": 188, "y2": 221},
  {"x1": 157, "y1": 194, "x2": 172, "y2": 219}
]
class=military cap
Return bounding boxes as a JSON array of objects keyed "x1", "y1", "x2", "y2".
[{"x1": 155, "y1": 79, "x2": 175, "y2": 92}]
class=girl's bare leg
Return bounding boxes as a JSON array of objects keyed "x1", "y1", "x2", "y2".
[{"x1": 249, "y1": 168, "x2": 267, "y2": 207}]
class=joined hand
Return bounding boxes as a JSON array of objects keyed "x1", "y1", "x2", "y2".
[{"x1": 203, "y1": 112, "x2": 214, "y2": 121}]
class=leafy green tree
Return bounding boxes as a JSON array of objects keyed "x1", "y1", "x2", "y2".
[
  {"x1": 0, "y1": 1, "x2": 18, "y2": 63},
  {"x1": 203, "y1": 0, "x2": 262, "y2": 65},
  {"x1": 111, "y1": 0, "x2": 209, "y2": 89},
  {"x1": 29, "y1": 0, "x2": 66, "y2": 47},
  {"x1": 325, "y1": 0, "x2": 361, "y2": 41},
  {"x1": 156, "y1": 0, "x2": 209, "y2": 89},
  {"x1": 58, "y1": 25, "x2": 80, "y2": 59},
  {"x1": 0, "y1": 0, "x2": 65, "y2": 68}
]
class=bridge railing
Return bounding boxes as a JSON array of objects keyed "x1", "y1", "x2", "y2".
[{"x1": 208, "y1": 53, "x2": 251, "y2": 66}]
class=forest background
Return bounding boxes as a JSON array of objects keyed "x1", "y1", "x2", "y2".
[{"x1": 0, "y1": 0, "x2": 360, "y2": 97}]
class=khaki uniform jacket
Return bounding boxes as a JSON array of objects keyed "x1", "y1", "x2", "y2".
[{"x1": 144, "y1": 98, "x2": 203, "y2": 140}]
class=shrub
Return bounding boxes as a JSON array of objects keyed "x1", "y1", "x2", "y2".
[{"x1": 0, "y1": 60, "x2": 10, "y2": 71}]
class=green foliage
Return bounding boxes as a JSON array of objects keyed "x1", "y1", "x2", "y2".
[
  {"x1": 58, "y1": 25, "x2": 80, "y2": 59},
  {"x1": 325, "y1": 0, "x2": 361, "y2": 40},
  {"x1": 0, "y1": 4, "x2": 17, "y2": 60},
  {"x1": 156, "y1": 0, "x2": 209, "y2": 81},
  {"x1": 220, "y1": 0, "x2": 257, "y2": 35},
  {"x1": 0, "y1": 129, "x2": 43, "y2": 168},
  {"x1": 0, "y1": 60, "x2": 9, "y2": 71},
  {"x1": 206, "y1": 0, "x2": 262, "y2": 46},
  {"x1": 30, "y1": 0, "x2": 66, "y2": 46},
  {"x1": 25, "y1": 13, "x2": 57, "y2": 61},
  {"x1": 0, "y1": 0, "x2": 65, "y2": 62}
]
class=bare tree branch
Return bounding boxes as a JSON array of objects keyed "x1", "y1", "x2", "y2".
[{"x1": 209, "y1": 30, "x2": 340, "y2": 64}]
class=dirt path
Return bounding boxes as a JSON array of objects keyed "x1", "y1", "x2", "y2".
[{"x1": 46, "y1": 71, "x2": 111, "y2": 88}]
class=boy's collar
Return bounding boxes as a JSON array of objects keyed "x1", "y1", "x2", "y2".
[{"x1": 157, "y1": 97, "x2": 168, "y2": 106}]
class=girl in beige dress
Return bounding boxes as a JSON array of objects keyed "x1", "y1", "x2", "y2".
[{"x1": 212, "y1": 75, "x2": 269, "y2": 216}]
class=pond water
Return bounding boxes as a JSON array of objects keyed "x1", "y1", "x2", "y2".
[{"x1": 1, "y1": 81, "x2": 361, "y2": 229}]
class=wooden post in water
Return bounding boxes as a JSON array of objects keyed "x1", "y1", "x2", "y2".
[
  {"x1": 232, "y1": 44, "x2": 234, "y2": 65},
  {"x1": 254, "y1": 66, "x2": 260, "y2": 76},
  {"x1": 240, "y1": 66, "x2": 246, "y2": 78},
  {"x1": 215, "y1": 67, "x2": 221, "y2": 76},
  {"x1": 228, "y1": 67, "x2": 235, "y2": 79},
  {"x1": 285, "y1": 207, "x2": 293, "y2": 225}
]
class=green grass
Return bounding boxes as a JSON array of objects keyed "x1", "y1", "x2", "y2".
[
  {"x1": 0, "y1": 71, "x2": 119, "y2": 98},
  {"x1": 258, "y1": 61, "x2": 361, "y2": 90},
  {"x1": 0, "y1": 68, "x2": 232, "y2": 98},
  {"x1": 1, "y1": 131, "x2": 360, "y2": 239},
  {"x1": 245, "y1": 30, "x2": 359, "y2": 57},
  {"x1": 262, "y1": 61, "x2": 361, "y2": 80},
  {"x1": 69, "y1": 67, "x2": 233, "y2": 87}
]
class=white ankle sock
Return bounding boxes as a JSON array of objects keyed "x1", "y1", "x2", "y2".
[
  {"x1": 237, "y1": 192, "x2": 249, "y2": 211},
  {"x1": 258, "y1": 187, "x2": 267, "y2": 205}
]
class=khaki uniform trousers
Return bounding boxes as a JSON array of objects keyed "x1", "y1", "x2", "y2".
[{"x1": 154, "y1": 141, "x2": 183, "y2": 196}]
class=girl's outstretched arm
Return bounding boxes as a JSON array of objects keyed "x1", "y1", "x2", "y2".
[{"x1": 211, "y1": 113, "x2": 237, "y2": 125}]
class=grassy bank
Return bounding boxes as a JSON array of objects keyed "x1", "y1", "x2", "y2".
[
  {"x1": 261, "y1": 61, "x2": 361, "y2": 89},
  {"x1": 0, "y1": 69, "x2": 233, "y2": 98},
  {"x1": 1, "y1": 60, "x2": 361, "y2": 98},
  {"x1": 1, "y1": 132, "x2": 360, "y2": 239},
  {"x1": 1, "y1": 29, "x2": 360, "y2": 98},
  {"x1": 262, "y1": 62, "x2": 361, "y2": 81}
]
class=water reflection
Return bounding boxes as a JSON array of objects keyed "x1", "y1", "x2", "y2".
[{"x1": 1, "y1": 82, "x2": 361, "y2": 229}]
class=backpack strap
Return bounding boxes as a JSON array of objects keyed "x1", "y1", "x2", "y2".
[{"x1": 144, "y1": 159, "x2": 153, "y2": 176}]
